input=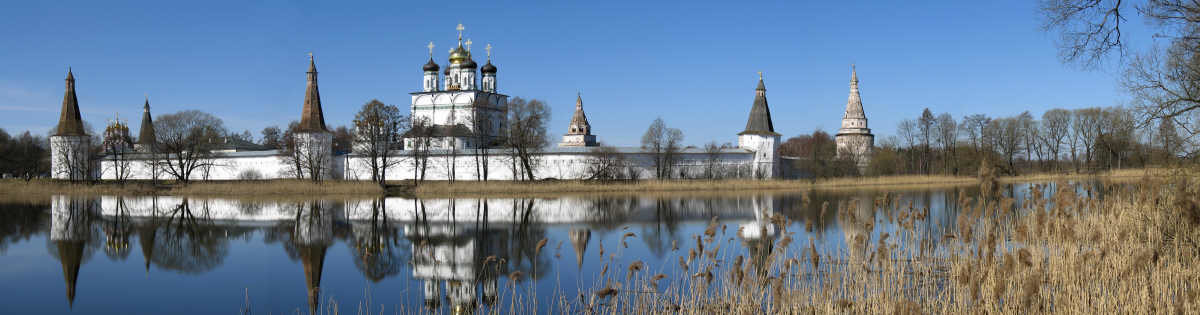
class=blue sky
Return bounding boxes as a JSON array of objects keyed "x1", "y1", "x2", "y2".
[{"x1": 0, "y1": 1, "x2": 1152, "y2": 146}]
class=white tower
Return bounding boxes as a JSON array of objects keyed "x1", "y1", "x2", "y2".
[
  {"x1": 835, "y1": 65, "x2": 875, "y2": 171},
  {"x1": 51, "y1": 69, "x2": 92, "y2": 180},
  {"x1": 294, "y1": 54, "x2": 334, "y2": 180},
  {"x1": 737, "y1": 72, "x2": 781, "y2": 179}
]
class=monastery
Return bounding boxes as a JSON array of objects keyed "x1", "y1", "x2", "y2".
[{"x1": 47, "y1": 26, "x2": 873, "y2": 181}]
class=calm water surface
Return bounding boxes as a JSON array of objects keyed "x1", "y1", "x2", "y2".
[{"x1": 0, "y1": 183, "x2": 1107, "y2": 314}]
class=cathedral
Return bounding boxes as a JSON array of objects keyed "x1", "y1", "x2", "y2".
[
  {"x1": 53, "y1": 25, "x2": 878, "y2": 181},
  {"x1": 406, "y1": 24, "x2": 507, "y2": 150}
]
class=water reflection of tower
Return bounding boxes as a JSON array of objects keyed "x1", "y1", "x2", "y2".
[
  {"x1": 737, "y1": 195, "x2": 777, "y2": 277},
  {"x1": 294, "y1": 201, "x2": 334, "y2": 315},
  {"x1": 839, "y1": 195, "x2": 876, "y2": 262},
  {"x1": 50, "y1": 195, "x2": 96, "y2": 309},
  {"x1": 569, "y1": 229, "x2": 590, "y2": 270}
]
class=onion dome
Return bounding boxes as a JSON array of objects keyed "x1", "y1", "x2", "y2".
[
  {"x1": 422, "y1": 58, "x2": 439, "y2": 72},
  {"x1": 481, "y1": 60, "x2": 497, "y2": 74},
  {"x1": 448, "y1": 45, "x2": 470, "y2": 64},
  {"x1": 462, "y1": 58, "x2": 478, "y2": 69}
]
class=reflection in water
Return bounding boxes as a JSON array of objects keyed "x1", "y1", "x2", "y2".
[
  {"x1": 50, "y1": 196, "x2": 95, "y2": 309},
  {"x1": 1, "y1": 181, "x2": 1122, "y2": 314}
]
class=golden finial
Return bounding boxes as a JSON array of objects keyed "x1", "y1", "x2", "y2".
[
  {"x1": 308, "y1": 52, "x2": 313, "y2": 59},
  {"x1": 485, "y1": 43, "x2": 492, "y2": 60},
  {"x1": 427, "y1": 41, "x2": 435, "y2": 58},
  {"x1": 465, "y1": 39, "x2": 472, "y2": 52},
  {"x1": 758, "y1": 71, "x2": 763, "y2": 80},
  {"x1": 456, "y1": 23, "x2": 464, "y2": 42}
]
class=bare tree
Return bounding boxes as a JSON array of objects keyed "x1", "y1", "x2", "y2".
[
  {"x1": 1041, "y1": 1, "x2": 1200, "y2": 151},
  {"x1": 1040, "y1": 109, "x2": 1072, "y2": 170},
  {"x1": 471, "y1": 109, "x2": 497, "y2": 181},
  {"x1": 407, "y1": 118, "x2": 434, "y2": 182},
  {"x1": 352, "y1": 100, "x2": 407, "y2": 186},
  {"x1": 101, "y1": 121, "x2": 134, "y2": 183},
  {"x1": 1017, "y1": 111, "x2": 1042, "y2": 170},
  {"x1": 990, "y1": 117, "x2": 1024, "y2": 173},
  {"x1": 935, "y1": 113, "x2": 958, "y2": 174},
  {"x1": 260, "y1": 126, "x2": 282, "y2": 150},
  {"x1": 703, "y1": 141, "x2": 723, "y2": 179},
  {"x1": 917, "y1": 108, "x2": 935, "y2": 174},
  {"x1": 897, "y1": 119, "x2": 918, "y2": 173},
  {"x1": 960, "y1": 114, "x2": 991, "y2": 155},
  {"x1": 1072, "y1": 108, "x2": 1102, "y2": 170},
  {"x1": 505, "y1": 97, "x2": 550, "y2": 181},
  {"x1": 1039, "y1": 0, "x2": 1130, "y2": 67},
  {"x1": 0, "y1": 130, "x2": 48, "y2": 181},
  {"x1": 641, "y1": 117, "x2": 684, "y2": 179},
  {"x1": 584, "y1": 145, "x2": 625, "y2": 180},
  {"x1": 152, "y1": 110, "x2": 226, "y2": 183},
  {"x1": 280, "y1": 121, "x2": 304, "y2": 180}
]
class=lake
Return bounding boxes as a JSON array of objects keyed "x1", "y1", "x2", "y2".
[{"x1": 0, "y1": 182, "x2": 1103, "y2": 314}]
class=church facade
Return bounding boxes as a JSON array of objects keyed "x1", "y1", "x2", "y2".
[{"x1": 70, "y1": 26, "x2": 873, "y2": 182}]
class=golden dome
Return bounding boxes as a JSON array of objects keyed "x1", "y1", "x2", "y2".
[{"x1": 448, "y1": 45, "x2": 470, "y2": 64}]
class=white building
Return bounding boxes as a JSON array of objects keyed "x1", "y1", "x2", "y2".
[{"x1": 77, "y1": 25, "x2": 803, "y2": 181}]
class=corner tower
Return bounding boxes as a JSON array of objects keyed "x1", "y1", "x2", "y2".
[
  {"x1": 835, "y1": 65, "x2": 874, "y2": 171},
  {"x1": 294, "y1": 54, "x2": 333, "y2": 180},
  {"x1": 737, "y1": 72, "x2": 781, "y2": 179},
  {"x1": 51, "y1": 68, "x2": 92, "y2": 180},
  {"x1": 559, "y1": 93, "x2": 598, "y2": 147}
]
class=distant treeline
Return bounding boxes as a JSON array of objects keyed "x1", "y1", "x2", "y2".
[{"x1": 782, "y1": 106, "x2": 1192, "y2": 178}]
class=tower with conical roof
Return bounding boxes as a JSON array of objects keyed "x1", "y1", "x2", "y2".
[
  {"x1": 559, "y1": 93, "x2": 598, "y2": 147},
  {"x1": 136, "y1": 96, "x2": 157, "y2": 152},
  {"x1": 737, "y1": 72, "x2": 781, "y2": 179},
  {"x1": 293, "y1": 55, "x2": 334, "y2": 180},
  {"x1": 835, "y1": 65, "x2": 874, "y2": 171},
  {"x1": 51, "y1": 68, "x2": 93, "y2": 180}
]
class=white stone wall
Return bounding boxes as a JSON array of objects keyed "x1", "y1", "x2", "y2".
[
  {"x1": 343, "y1": 149, "x2": 761, "y2": 181},
  {"x1": 99, "y1": 153, "x2": 295, "y2": 180},
  {"x1": 96, "y1": 147, "x2": 776, "y2": 181}
]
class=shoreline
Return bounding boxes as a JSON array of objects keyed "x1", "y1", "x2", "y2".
[{"x1": 0, "y1": 168, "x2": 1166, "y2": 200}]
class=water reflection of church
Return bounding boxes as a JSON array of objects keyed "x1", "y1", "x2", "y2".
[{"x1": 47, "y1": 193, "x2": 819, "y2": 313}]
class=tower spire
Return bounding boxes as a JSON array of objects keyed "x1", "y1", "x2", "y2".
[
  {"x1": 138, "y1": 95, "x2": 157, "y2": 149},
  {"x1": 298, "y1": 53, "x2": 328, "y2": 132},
  {"x1": 740, "y1": 72, "x2": 777, "y2": 136},
  {"x1": 844, "y1": 64, "x2": 865, "y2": 119},
  {"x1": 55, "y1": 68, "x2": 86, "y2": 136}
]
